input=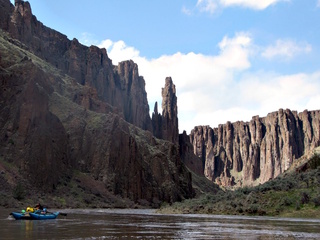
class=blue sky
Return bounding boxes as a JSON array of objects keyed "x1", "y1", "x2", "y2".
[{"x1": 10, "y1": 0, "x2": 320, "y2": 133}]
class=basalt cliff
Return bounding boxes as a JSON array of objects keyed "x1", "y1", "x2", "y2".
[
  {"x1": 185, "y1": 109, "x2": 320, "y2": 188},
  {"x1": 0, "y1": 0, "x2": 192, "y2": 207}
]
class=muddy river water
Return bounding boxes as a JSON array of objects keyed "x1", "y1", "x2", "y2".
[{"x1": 1, "y1": 208, "x2": 320, "y2": 239}]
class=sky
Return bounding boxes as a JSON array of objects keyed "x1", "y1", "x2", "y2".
[{"x1": 10, "y1": 0, "x2": 320, "y2": 133}]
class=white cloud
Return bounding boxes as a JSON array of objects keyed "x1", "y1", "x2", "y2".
[
  {"x1": 261, "y1": 39, "x2": 312, "y2": 60},
  {"x1": 220, "y1": 0, "x2": 286, "y2": 10},
  {"x1": 187, "y1": 0, "x2": 287, "y2": 14},
  {"x1": 181, "y1": 6, "x2": 193, "y2": 15},
  {"x1": 217, "y1": 33, "x2": 252, "y2": 69},
  {"x1": 98, "y1": 40, "x2": 140, "y2": 64},
  {"x1": 93, "y1": 34, "x2": 320, "y2": 134},
  {"x1": 317, "y1": 0, "x2": 320, "y2": 8},
  {"x1": 238, "y1": 72, "x2": 320, "y2": 111},
  {"x1": 196, "y1": 0, "x2": 218, "y2": 14}
]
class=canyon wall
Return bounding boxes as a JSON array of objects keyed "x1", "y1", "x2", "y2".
[
  {"x1": 190, "y1": 109, "x2": 320, "y2": 188},
  {"x1": 3, "y1": 0, "x2": 181, "y2": 143},
  {"x1": 2, "y1": 0, "x2": 319, "y2": 202},
  {"x1": 0, "y1": 0, "x2": 193, "y2": 204},
  {"x1": 1, "y1": 0, "x2": 152, "y2": 131}
]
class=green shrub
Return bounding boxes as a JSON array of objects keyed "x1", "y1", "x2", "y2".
[
  {"x1": 13, "y1": 182, "x2": 25, "y2": 201},
  {"x1": 8, "y1": 139, "x2": 14, "y2": 145},
  {"x1": 312, "y1": 196, "x2": 320, "y2": 207},
  {"x1": 300, "y1": 191, "x2": 310, "y2": 204},
  {"x1": 281, "y1": 197, "x2": 293, "y2": 206},
  {"x1": 308, "y1": 154, "x2": 320, "y2": 169},
  {"x1": 295, "y1": 201, "x2": 301, "y2": 210},
  {"x1": 275, "y1": 205, "x2": 284, "y2": 213},
  {"x1": 236, "y1": 206, "x2": 243, "y2": 213},
  {"x1": 246, "y1": 204, "x2": 259, "y2": 214},
  {"x1": 240, "y1": 186, "x2": 252, "y2": 194}
]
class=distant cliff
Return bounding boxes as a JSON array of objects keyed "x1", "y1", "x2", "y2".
[
  {"x1": 189, "y1": 109, "x2": 320, "y2": 188},
  {"x1": 0, "y1": 0, "x2": 193, "y2": 206}
]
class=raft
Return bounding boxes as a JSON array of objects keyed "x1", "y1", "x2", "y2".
[
  {"x1": 11, "y1": 212, "x2": 32, "y2": 220},
  {"x1": 11, "y1": 210, "x2": 59, "y2": 220},
  {"x1": 29, "y1": 211, "x2": 59, "y2": 220}
]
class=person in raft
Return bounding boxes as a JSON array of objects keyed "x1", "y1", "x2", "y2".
[
  {"x1": 35, "y1": 203, "x2": 48, "y2": 214},
  {"x1": 35, "y1": 203, "x2": 43, "y2": 210}
]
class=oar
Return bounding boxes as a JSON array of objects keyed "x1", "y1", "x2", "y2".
[{"x1": 47, "y1": 211, "x2": 67, "y2": 216}]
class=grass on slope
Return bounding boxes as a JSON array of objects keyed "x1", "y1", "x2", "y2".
[{"x1": 160, "y1": 154, "x2": 320, "y2": 218}]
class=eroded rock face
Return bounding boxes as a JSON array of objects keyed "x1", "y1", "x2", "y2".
[
  {"x1": 162, "y1": 77, "x2": 179, "y2": 143},
  {"x1": 152, "y1": 102, "x2": 162, "y2": 139},
  {"x1": 2, "y1": 0, "x2": 152, "y2": 131},
  {"x1": 0, "y1": 58, "x2": 69, "y2": 190},
  {"x1": 116, "y1": 60, "x2": 152, "y2": 132},
  {"x1": 152, "y1": 77, "x2": 179, "y2": 143},
  {"x1": 0, "y1": 0, "x2": 193, "y2": 204},
  {"x1": 179, "y1": 131, "x2": 204, "y2": 176},
  {"x1": 190, "y1": 109, "x2": 320, "y2": 188}
]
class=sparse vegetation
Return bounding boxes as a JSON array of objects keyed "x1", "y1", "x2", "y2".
[
  {"x1": 159, "y1": 155, "x2": 320, "y2": 218},
  {"x1": 308, "y1": 153, "x2": 320, "y2": 170},
  {"x1": 13, "y1": 182, "x2": 25, "y2": 201}
]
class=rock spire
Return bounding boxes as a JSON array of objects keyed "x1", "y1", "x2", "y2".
[{"x1": 152, "y1": 77, "x2": 179, "y2": 143}]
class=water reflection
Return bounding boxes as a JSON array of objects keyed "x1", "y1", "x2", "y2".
[
  {"x1": 1, "y1": 208, "x2": 320, "y2": 239},
  {"x1": 17, "y1": 220, "x2": 34, "y2": 239}
]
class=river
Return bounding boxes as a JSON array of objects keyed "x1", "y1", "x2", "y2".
[{"x1": 1, "y1": 208, "x2": 320, "y2": 239}]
